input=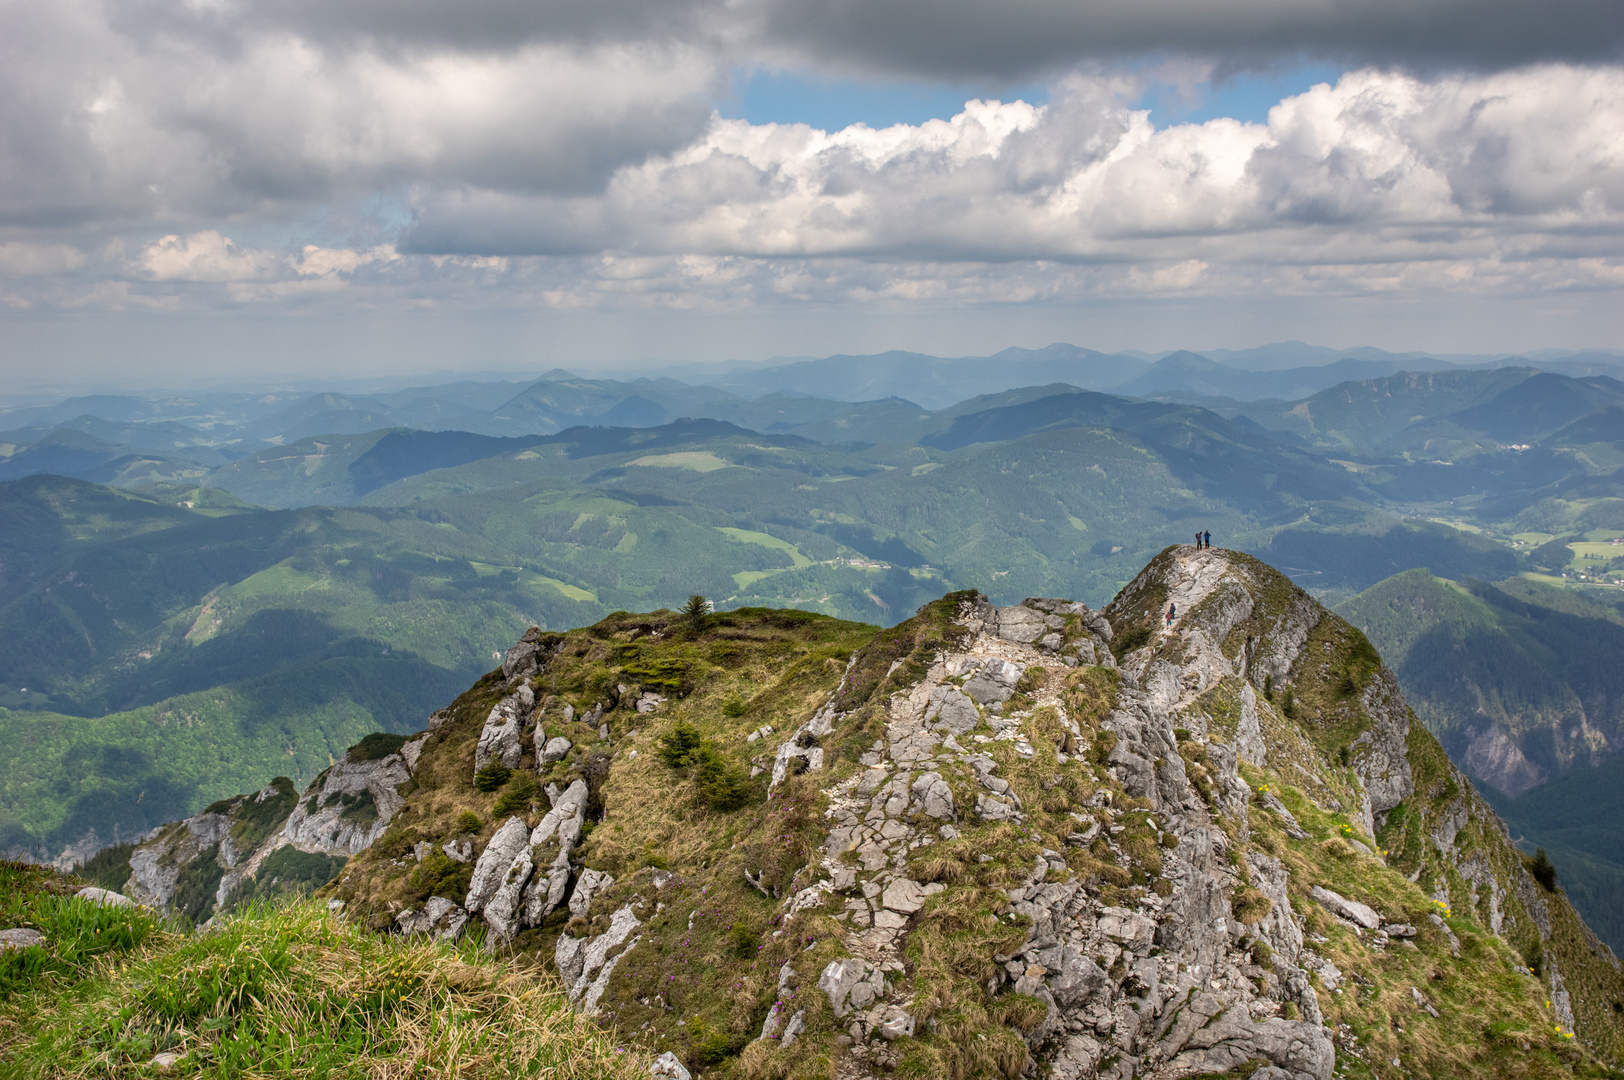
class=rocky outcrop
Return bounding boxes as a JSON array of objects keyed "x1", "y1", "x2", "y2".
[
  {"x1": 464, "y1": 778, "x2": 592, "y2": 944},
  {"x1": 282, "y1": 744, "x2": 416, "y2": 856},
  {"x1": 786, "y1": 564, "x2": 1346, "y2": 1077}
]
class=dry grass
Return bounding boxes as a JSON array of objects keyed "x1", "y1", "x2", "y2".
[{"x1": 0, "y1": 899, "x2": 648, "y2": 1079}]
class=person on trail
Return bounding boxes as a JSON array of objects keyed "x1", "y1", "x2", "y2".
[
  {"x1": 1203, "y1": 530, "x2": 1211, "y2": 549},
  {"x1": 1166, "y1": 602, "x2": 1177, "y2": 627},
  {"x1": 1194, "y1": 531, "x2": 1202, "y2": 549}
]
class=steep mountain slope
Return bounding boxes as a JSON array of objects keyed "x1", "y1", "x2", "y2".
[
  {"x1": 1337, "y1": 571, "x2": 1624, "y2": 797},
  {"x1": 98, "y1": 549, "x2": 1624, "y2": 1079}
]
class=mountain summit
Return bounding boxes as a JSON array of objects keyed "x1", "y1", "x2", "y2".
[{"x1": 94, "y1": 548, "x2": 1624, "y2": 1078}]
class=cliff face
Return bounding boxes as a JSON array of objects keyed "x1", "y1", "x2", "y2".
[{"x1": 107, "y1": 548, "x2": 1624, "y2": 1078}]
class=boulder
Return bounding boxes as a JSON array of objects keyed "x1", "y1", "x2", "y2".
[
  {"x1": 539, "y1": 736, "x2": 573, "y2": 766},
  {"x1": 874, "y1": 1005, "x2": 916, "y2": 1040},
  {"x1": 881, "y1": 878, "x2": 929, "y2": 913},
  {"x1": 474, "y1": 693, "x2": 526, "y2": 777},
  {"x1": 570, "y1": 868, "x2": 615, "y2": 918},
  {"x1": 910, "y1": 772, "x2": 956, "y2": 820},
  {"x1": 464, "y1": 816, "x2": 532, "y2": 913},
  {"x1": 75, "y1": 887, "x2": 132, "y2": 907},
  {"x1": 396, "y1": 896, "x2": 469, "y2": 941},
  {"x1": 1310, "y1": 886, "x2": 1380, "y2": 930},
  {"x1": 818, "y1": 957, "x2": 886, "y2": 1017},
  {"x1": 0, "y1": 928, "x2": 46, "y2": 952},
  {"x1": 503, "y1": 629, "x2": 544, "y2": 679},
  {"x1": 650, "y1": 1051, "x2": 692, "y2": 1080}
]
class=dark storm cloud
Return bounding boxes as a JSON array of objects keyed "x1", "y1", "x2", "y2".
[{"x1": 752, "y1": 0, "x2": 1624, "y2": 78}]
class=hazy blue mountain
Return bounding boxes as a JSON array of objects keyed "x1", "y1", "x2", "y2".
[
  {"x1": 1115, "y1": 352, "x2": 1415, "y2": 401},
  {"x1": 698, "y1": 345, "x2": 1146, "y2": 408}
]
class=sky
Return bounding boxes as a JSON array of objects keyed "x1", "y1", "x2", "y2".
[{"x1": 0, "y1": 0, "x2": 1621, "y2": 385}]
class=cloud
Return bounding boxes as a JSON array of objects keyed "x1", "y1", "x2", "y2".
[
  {"x1": 402, "y1": 67, "x2": 1624, "y2": 268},
  {"x1": 0, "y1": 0, "x2": 718, "y2": 228},
  {"x1": 123, "y1": 0, "x2": 1624, "y2": 74},
  {"x1": 747, "y1": 0, "x2": 1624, "y2": 80}
]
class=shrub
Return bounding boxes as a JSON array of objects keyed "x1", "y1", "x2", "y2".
[
  {"x1": 456, "y1": 811, "x2": 484, "y2": 834},
  {"x1": 410, "y1": 849, "x2": 474, "y2": 904},
  {"x1": 75, "y1": 843, "x2": 136, "y2": 893},
  {"x1": 658, "y1": 722, "x2": 705, "y2": 769},
  {"x1": 493, "y1": 772, "x2": 540, "y2": 817},
  {"x1": 171, "y1": 847, "x2": 226, "y2": 927},
  {"x1": 1529, "y1": 847, "x2": 1559, "y2": 891},
  {"x1": 349, "y1": 733, "x2": 409, "y2": 762},
  {"x1": 473, "y1": 763, "x2": 512, "y2": 792},
  {"x1": 1111, "y1": 622, "x2": 1152, "y2": 660},
  {"x1": 722, "y1": 696, "x2": 748, "y2": 717},
  {"x1": 682, "y1": 594, "x2": 711, "y2": 636}
]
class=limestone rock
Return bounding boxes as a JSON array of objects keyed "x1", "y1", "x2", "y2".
[
  {"x1": 539, "y1": 735, "x2": 573, "y2": 766},
  {"x1": 650, "y1": 1051, "x2": 692, "y2": 1080},
  {"x1": 503, "y1": 628, "x2": 545, "y2": 679},
  {"x1": 923, "y1": 685, "x2": 979, "y2": 734},
  {"x1": 1310, "y1": 886, "x2": 1380, "y2": 930},
  {"x1": 396, "y1": 896, "x2": 469, "y2": 941},
  {"x1": 910, "y1": 771, "x2": 955, "y2": 820},
  {"x1": 0, "y1": 928, "x2": 46, "y2": 951},
  {"x1": 570, "y1": 868, "x2": 615, "y2": 918},
  {"x1": 464, "y1": 816, "x2": 532, "y2": 913},
  {"x1": 481, "y1": 845, "x2": 536, "y2": 943},
  {"x1": 818, "y1": 957, "x2": 886, "y2": 1017},
  {"x1": 874, "y1": 1005, "x2": 915, "y2": 1040},
  {"x1": 558, "y1": 904, "x2": 642, "y2": 1012},
  {"x1": 75, "y1": 887, "x2": 132, "y2": 907},
  {"x1": 283, "y1": 750, "x2": 412, "y2": 856},
  {"x1": 474, "y1": 692, "x2": 526, "y2": 778}
]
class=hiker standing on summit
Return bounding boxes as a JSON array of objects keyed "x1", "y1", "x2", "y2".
[{"x1": 1203, "y1": 530, "x2": 1212, "y2": 549}]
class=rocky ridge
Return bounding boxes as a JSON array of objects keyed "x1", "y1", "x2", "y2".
[{"x1": 83, "y1": 549, "x2": 1624, "y2": 1079}]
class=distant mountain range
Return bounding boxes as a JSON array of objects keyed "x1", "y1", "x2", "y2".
[{"x1": 9, "y1": 346, "x2": 1624, "y2": 953}]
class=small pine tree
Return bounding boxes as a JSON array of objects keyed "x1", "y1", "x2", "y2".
[
  {"x1": 682, "y1": 595, "x2": 711, "y2": 636},
  {"x1": 1530, "y1": 847, "x2": 1559, "y2": 891}
]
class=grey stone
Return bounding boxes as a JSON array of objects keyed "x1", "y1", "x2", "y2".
[
  {"x1": 539, "y1": 736, "x2": 573, "y2": 765},
  {"x1": 780, "y1": 1009, "x2": 806, "y2": 1046},
  {"x1": 962, "y1": 675, "x2": 1013, "y2": 705},
  {"x1": 481, "y1": 845, "x2": 536, "y2": 943},
  {"x1": 570, "y1": 868, "x2": 615, "y2": 919},
  {"x1": 503, "y1": 635, "x2": 540, "y2": 680},
  {"x1": 818, "y1": 957, "x2": 885, "y2": 1017},
  {"x1": 875, "y1": 1005, "x2": 916, "y2": 1040},
  {"x1": 881, "y1": 878, "x2": 929, "y2": 913},
  {"x1": 911, "y1": 771, "x2": 956, "y2": 820},
  {"x1": 1310, "y1": 886, "x2": 1380, "y2": 930},
  {"x1": 282, "y1": 749, "x2": 413, "y2": 857},
  {"x1": 564, "y1": 904, "x2": 642, "y2": 1011},
  {"x1": 464, "y1": 816, "x2": 532, "y2": 913},
  {"x1": 651, "y1": 1051, "x2": 692, "y2": 1080},
  {"x1": 396, "y1": 896, "x2": 468, "y2": 941},
  {"x1": 0, "y1": 928, "x2": 46, "y2": 951},
  {"x1": 994, "y1": 606, "x2": 1048, "y2": 644},
  {"x1": 75, "y1": 887, "x2": 132, "y2": 907},
  {"x1": 474, "y1": 693, "x2": 526, "y2": 777},
  {"x1": 924, "y1": 686, "x2": 980, "y2": 734},
  {"x1": 976, "y1": 794, "x2": 1020, "y2": 822}
]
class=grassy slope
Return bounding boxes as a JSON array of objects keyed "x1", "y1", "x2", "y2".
[
  {"x1": 1338, "y1": 569, "x2": 1624, "y2": 952},
  {"x1": 0, "y1": 861, "x2": 646, "y2": 1079}
]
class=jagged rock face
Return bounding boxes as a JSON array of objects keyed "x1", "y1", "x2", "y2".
[
  {"x1": 283, "y1": 741, "x2": 419, "y2": 855},
  {"x1": 123, "y1": 734, "x2": 425, "y2": 924},
  {"x1": 126, "y1": 810, "x2": 232, "y2": 910},
  {"x1": 784, "y1": 582, "x2": 1336, "y2": 1079}
]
